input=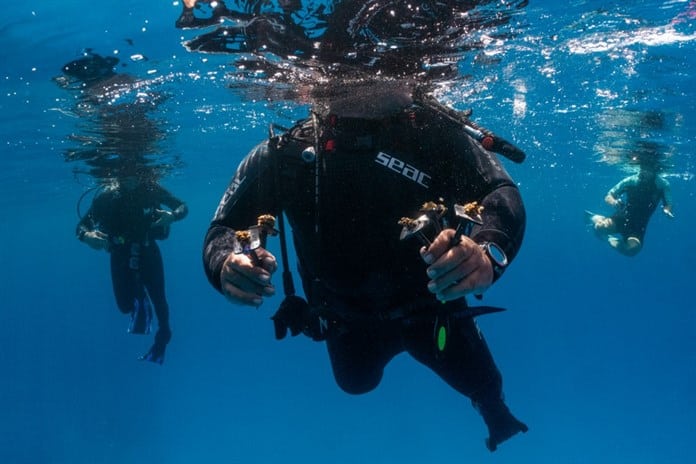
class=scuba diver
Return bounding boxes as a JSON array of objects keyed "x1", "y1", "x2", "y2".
[
  {"x1": 77, "y1": 172, "x2": 188, "y2": 364},
  {"x1": 58, "y1": 51, "x2": 186, "y2": 364},
  {"x1": 202, "y1": 83, "x2": 528, "y2": 451},
  {"x1": 587, "y1": 162, "x2": 674, "y2": 256}
]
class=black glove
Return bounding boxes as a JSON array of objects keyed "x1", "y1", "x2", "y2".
[
  {"x1": 271, "y1": 295, "x2": 309, "y2": 339},
  {"x1": 271, "y1": 295, "x2": 326, "y2": 341}
]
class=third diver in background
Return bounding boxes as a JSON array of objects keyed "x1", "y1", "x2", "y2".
[{"x1": 587, "y1": 163, "x2": 674, "y2": 256}]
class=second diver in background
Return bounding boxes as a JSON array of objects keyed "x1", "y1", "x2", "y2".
[{"x1": 77, "y1": 173, "x2": 188, "y2": 364}]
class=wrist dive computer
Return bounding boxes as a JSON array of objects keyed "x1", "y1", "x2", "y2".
[{"x1": 479, "y1": 241, "x2": 508, "y2": 280}]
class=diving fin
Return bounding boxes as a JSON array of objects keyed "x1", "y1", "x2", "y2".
[
  {"x1": 462, "y1": 306, "x2": 506, "y2": 318},
  {"x1": 183, "y1": 26, "x2": 251, "y2": 54},
  {"x1": 175, "y1": 0, "x2": 235, "y2": 30},
  {"x1": 139, "y1": 328, "x2": 171, "y2": 365},
  {"x1": 584, "y1": 210, "x2": 597, "y2": 225},
  {"x1": 128, "y1": 295, "x2": 153, "y2": 335},
  {"x1": 478, "y1": 401, "x2": 529, "y2": 452},
  {"x1": 139, "y1": 342, "x2": 167, "y2": 365}
]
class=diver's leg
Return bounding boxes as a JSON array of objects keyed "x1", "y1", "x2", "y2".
[
  {"x1": 592, "y1": 216, "x2": 635, "y2": 253},
  {"x1": 113, "y1": 243, "x2": 154, "y2": 334},
  {"x1": 613, "y1": 217, "x2": 646, "y2": 256},
  {"x1": 141, "y1": 242, "x2": 170, "y2": 332},
  {"x1": 591, "y1": 215, "x2": 614, "y2": 238},
  {"x1": 139, "y1": 243, "x2": 171, "y2": 364},
  {"x1": 325, "y1": 319, "x2": 402, "y2": 395},
  {"x1": 625, "y1": 236, "x2": 642, "y2": 254},
  {"x1": 614, "y1": 236, "x2": 642, "y2": 256},
  {"x1": 403, "y1": 314, "x2": 527, "y2": 451},
  {"x1": 109, "y1": 247, "x2": 137, "y2": 314}
]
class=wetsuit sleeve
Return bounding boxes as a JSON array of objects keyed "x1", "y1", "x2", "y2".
[
  {"x1": 608, "y1": 175, "x2": 636, "y2": 198},
  {"x1": 451, "y1": 133, "x2": 526, "y2": 266},
  {"x1": 202, "y1": 141, "x2": 279, "y2": 293},
  {"x1": 76, "y1": 193, "x2": 107, "y2": 240},
  {"x1": 471, "y1": 184, "x2": 525, "y2": 266},
  {"x1": 658, "y1": 176, "x2": 673, "y2": 209},
  {"x1": 76, "y1": 210, "x2": 95, "y2": 238},
  {"x1": 157, "y1": 187, "x2": 189, "y2": 220}
]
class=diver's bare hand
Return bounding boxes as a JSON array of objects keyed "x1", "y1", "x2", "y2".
[
  {"x1": 82, "y1": 230, "x2": 109, "y2": 251},
  {"x1": 220, "y1": 248, "x2": 277, "y2": 307},
  {"x1": 152, "y1": 209, "x2": 176, "y2": 228},
  {"x1": 420, "y1": 229, "x2": 493, "y2": 301},
  {"x1": 605, "y1": 194, "x2": 620, "y2": 207}
]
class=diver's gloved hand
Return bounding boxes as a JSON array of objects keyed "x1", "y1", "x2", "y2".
[
  {"x1": 272, "y1": 296, "x2": 309, "y2": 339},
  {"x1": 271, "y1": 296, "x2": 325, "y2": 341},
  {"x1": 139, "y1": 327, "x2": 172, "y2": 365}
]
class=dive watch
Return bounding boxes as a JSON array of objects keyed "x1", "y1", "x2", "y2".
[{"x1": 479, "y1": 241, "x2": 508, "y2": 281}]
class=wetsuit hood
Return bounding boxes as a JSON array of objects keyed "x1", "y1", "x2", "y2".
[{"x1": 311, "y1": 81, "x2": 414, "y2": 120}]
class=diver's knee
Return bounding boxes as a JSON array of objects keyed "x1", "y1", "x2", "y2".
[
  {"x1": 333, "y1": 369, "x2": 382, "y2": 395},
  {"x1": 592, "y1": 215, "x2": 612, "y2": 229},
  {"x1": 115, "y1": 300, "x2": 132, "y2": 314},
  {"x1": 623, "y1": 237, "x2": 642, "y2": 256}
]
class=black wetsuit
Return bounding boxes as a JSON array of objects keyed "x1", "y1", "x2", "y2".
[
  {"x1": 78, "y1": 184, "x2": 186, "y2": 337},
  {"x1": 203, "y1": 103, "x2": 526, "y2": 449}
]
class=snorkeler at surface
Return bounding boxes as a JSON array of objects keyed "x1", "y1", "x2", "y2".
[{"x1": 202, "y1": 83, "x2": 528, "y2": 451}]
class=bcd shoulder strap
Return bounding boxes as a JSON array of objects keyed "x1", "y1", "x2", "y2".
[{"x1": 267, "y1": 118, "x2": 317, "y2": 299}]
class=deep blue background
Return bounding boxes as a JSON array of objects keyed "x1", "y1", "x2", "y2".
[{"x1": 1, "y1": 1, "x2": 694, "y2": 463}]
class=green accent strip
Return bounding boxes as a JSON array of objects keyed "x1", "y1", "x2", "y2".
[{"x1": 437, "y1": 325, "x2": 447, "y2": 352}]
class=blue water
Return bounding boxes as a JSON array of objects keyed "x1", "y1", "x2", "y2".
[{"x1": 1, "y1": 1, "x2": 695, "y2": 463}]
